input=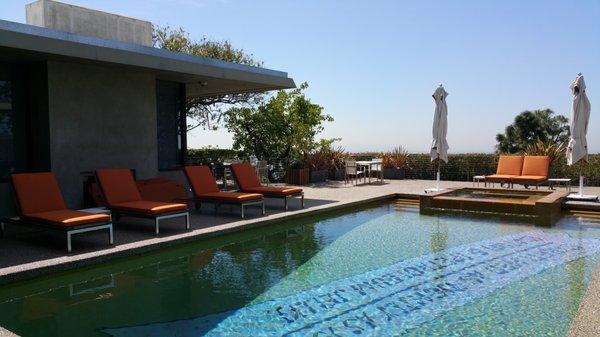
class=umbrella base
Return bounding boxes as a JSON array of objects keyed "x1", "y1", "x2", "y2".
[
  {"x1": 424, "y1": 187, "x2": 445, "y2": 194},
  {"x1": 567, "y1": 193, "x2": 599, "y2": 202}
]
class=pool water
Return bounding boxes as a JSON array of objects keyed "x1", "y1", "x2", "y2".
[{"x1": 1, "y1": 200, "x2": 600, "y2": 336}]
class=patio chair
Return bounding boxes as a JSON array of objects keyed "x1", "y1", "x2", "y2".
[
  {"x1": 371, "y1": 158, "x2": 384, "y2": 182},
  {"x1": 230, "y1": 162, "x2": 304, "y2": 211},
  {"x1": 485, "y1": 155, "x2": 524, "y2": 187},
  {"x1": 512, "y1": 156, "x2": 550, "y2": 189},
  {"x1": 344, "y1": 160, "x2": 365, "y2": 185},
  {"x1": 95, "y1": 168, "x2": 189, "y2": 235},
  {"x1": 183, "y1": 165, "x2": 265, "y2": 218},
  {"x1": 8, "y1": 172, "x2": 113, "y2": 252}
]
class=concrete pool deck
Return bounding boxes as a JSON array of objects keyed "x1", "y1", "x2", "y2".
[{"x1": 1, "y1": 179, "x2": 600, "y2": 336}]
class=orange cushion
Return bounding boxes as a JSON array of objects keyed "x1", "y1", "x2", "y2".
[
  {"x1": 485, "y1": 174, "x2": 518, "y2": 181},
  {"x1": 96, "y1": 169, "x2": 142, "y2": 205},
  {"x1": 184, "y1": 165, "x2": 220, "y2": 196},
  {"x1": 110, "y1": 200, "x2": 187, "y2": 215},
  {"x1": 230, "y1": 163, "x2": 262, "y2": 190},
  {"x1": 11, "y1": 172, "x2": 67, "y2": 215},
  {"x1": 241, "y1": 186, "x2": 303, "y2": 197},
  {"x1": 196, "y1": 192, "x2": 263, "y2": 202},
  {"x1": 23, "y1": 210, "x2": 110, "y2": 227},
  {"x1": 496, "y1": 156, "x2": 524, "y2": 176},
  {"x1": 137, "y1": 178, "x2": 188, "y2": 202},
  {"x1": 511, "y1": 175, "x2": 547, "y2": 182},
  {"x1": 521, "y1": 156, "x2": 550, "y2": 177}
]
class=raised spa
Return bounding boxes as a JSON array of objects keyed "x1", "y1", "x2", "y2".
[{"x1": 420, "y1": 187, "x2": 569, "y2": 225}]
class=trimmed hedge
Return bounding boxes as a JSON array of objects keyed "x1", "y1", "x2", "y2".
[
  {"x1": 189, "y1": 148, "x2": 600, "y2": 186},
  {"x1": 354, "y1": 153, "x2": 600, "y2": 186}
]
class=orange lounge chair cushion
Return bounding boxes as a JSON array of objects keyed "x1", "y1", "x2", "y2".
[
  {"x1": 241, "y1": 186, "x2": 303, "y2": 197},
  {"x1": 196, "y1": 192, "x2": 263, "y2": 202},
  {"x1": 184, "y1": 165, "x2": 220, "y2": 196},
  {"x1": 11, "y1": 172, "x2": 67, "y2": 214},
  {"x1": 137, "y1": 178, "x2": 188, "y2": 203},
  {"x1": 496, "y1": 156, "x2": 524, "y2": 176},
  {"x1": 511, "y1": 175, "x2": 547, "y2": 183},
  {"x1": 521, "y1": 156, "x2": 550, "y2": 177},
  {"x1": 485, "y1": 174, "x2": 518, "y2": 181},
  {"x1": 230, "y1": 162, "x2": 262, "y2": 189},
  {"x1": 22, "y1": 210, "x2": 110, "y2": 227},
  {"x1": 110, "y1": 200, "x2": 187, "y2": 215},
  {"x1": 96, "y1": 168, "x2": 142, "y2": 205}
]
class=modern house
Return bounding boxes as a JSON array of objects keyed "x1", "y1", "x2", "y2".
[{"x1": 0, "y1": 0, "x2": 295, "y2": 214}]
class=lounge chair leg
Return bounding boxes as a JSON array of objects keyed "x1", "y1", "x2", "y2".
[
  {"x1": 301, "y1": 193, "x2": 305, "y2": 208},
  {"x1": 185, "y1": 213, "x2": 190, "y2": 230},
  {"x1": 67, "y1": 232, "x2": 72, "y2": 253},
  {"x1": 155, "y1": 218, "x2": 160, "y2": 235},
  {"x1": 109, "y1": 225, "x2": 114, "y2": 245},
  {"x1": 284, "y1": 197, "x2": 289, "y2": 211},
  {"x1": 262, "y1": 202, "x2": 265, "y2": 215},
  {"x1": 241, "y1": 205, "x2": 245, "y2": 219}
]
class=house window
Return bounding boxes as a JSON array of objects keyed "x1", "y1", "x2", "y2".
[
  {"x1": 0, "y1": 64, "x2": 28, "y2": 181},
  {"x1": 156, "y1": 80, "x2": 186, "y2": 170}
]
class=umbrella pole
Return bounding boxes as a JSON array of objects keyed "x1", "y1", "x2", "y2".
[
  {"x1": 579, "y1": 164, "x2": 584, "y2": 196},
  {"x1": 436, "y1": 155, "x2": 441, "y2": 191}
]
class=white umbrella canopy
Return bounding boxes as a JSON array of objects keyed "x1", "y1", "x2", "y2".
[
  {"x1": 567, "y1": 73, "x2": 591, "y2": 166},
  {"x1": 566, "y1": 73, "x2": 596, "y2": 200},
  {"x1": 426, "y1": 84, "x2": 449, "y2": 193},
  {"x1": 430, "y1": 84, "x2": 449, "y2": 163}
]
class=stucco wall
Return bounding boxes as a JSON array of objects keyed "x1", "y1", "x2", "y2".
[{"x1": 47, "y1": 61, "x2": 157, "y2": 207}]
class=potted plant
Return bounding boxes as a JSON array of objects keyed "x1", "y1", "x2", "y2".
[
  {"x1": 304, "y1": 148, "x2": 330, "y2": 183},
  {"x1": 285, "y1": 162, "x2": 309, "y2": 185},
  {"x1": 383, "y1": 146, "x2": 409, "y2": 179},
  {"x1": 328, "y1": 146, "x2": 349, "y2": 180}
]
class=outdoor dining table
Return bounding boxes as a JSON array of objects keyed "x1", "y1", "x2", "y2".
[{"x1": 355, "y1": 160, "x2": 382, "y2": 184}]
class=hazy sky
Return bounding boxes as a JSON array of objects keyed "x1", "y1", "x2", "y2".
[{"x1": 3, "y1": 0, "x2": 599, "y2": 153}]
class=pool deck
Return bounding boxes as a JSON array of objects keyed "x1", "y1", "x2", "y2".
[{"x1": 1, "y1": 179, "x2": 600, "y2": 335}]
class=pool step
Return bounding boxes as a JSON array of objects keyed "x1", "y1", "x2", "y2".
[{"x1": 394, "y1": 199, "x2": 419, "y2": 212}]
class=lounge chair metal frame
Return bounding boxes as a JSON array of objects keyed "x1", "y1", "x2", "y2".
[
  {"x1": 110, "y1": 208, "x2": 189, "y2": 235},
  {"x1": 94, "y1": 170, "x2": 190, "y2": 235},
  {"x1": 191, "y1": 198, "x2": 265, "y2": 218},
  {"x1": 269, "y1": 192, "x2": 305, "y2": 211},
  {"x1": 0, "y1": 216, "x2": 113, "y2": 253},
  {"x1": 5, "y1": 177, "x2": 113, "y2": 252}
]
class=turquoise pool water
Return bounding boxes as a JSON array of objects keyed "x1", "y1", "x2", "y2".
[{"x1": 1, "y1": 200, "x2": 600, "y2": 336}]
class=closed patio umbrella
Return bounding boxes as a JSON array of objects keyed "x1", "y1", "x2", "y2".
[
  {"x1": 566, "y1": 73, "x2": 596, "y2": 200},
  {"x1": 426, "y1": 84, "x2": 449, "y2": 193}
]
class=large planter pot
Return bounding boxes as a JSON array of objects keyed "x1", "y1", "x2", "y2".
[
  {"x1": 383, "y1": 167, "x2": 406, "y2": 180},
  {"x1": 310, "y1": 169, "x2": 328, "y2": 183},
  {"x1": 329, "y1": 168, "x2": 345, "y2": 181},
  {"x1": 285, "y1": 168, "x2": 309, "y2": 185}
]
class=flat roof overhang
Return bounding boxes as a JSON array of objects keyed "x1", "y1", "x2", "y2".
[{"x1": 0, "y1": 19, "x2": 296, "y2": 97}]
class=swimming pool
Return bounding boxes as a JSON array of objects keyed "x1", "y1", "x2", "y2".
[{"x1": 1, "y1": 200, "x2": 599, "y2": 336}]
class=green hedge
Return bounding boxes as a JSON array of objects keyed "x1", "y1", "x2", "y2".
[
  {"x1": 187, "y1": 148, "x2": 243, "y2": 165},
  {"x1": 353, "y1": 153, "x2": 600, "y2": 186},
  {"x1": 190, "y1": 148, "x2": 600, "y2": 186}
]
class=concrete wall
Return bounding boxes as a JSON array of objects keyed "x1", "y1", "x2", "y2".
[
  {"x1": 26, "y1": 0, "x2": 153, "y2": 46},
  {"x1": 47, "y1": 61, "x2": 157, "y2": 207}
]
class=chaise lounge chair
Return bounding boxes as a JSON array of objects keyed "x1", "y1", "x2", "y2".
[
  {"x1": 485, "y1": 155, "x2": 524, "y2": 187},
  {"x1": 95, "y1": 168, "x2": 189, "y2": 235},
  {"x1": 230, "y1": 162, "x2": 304, "y2": 210},
  {"x1": 511, "y1": 156, "x2": 550, "y2": 189},
  {"x1": 183, "y1": 165, "x2": 265, "y2": 218},
  {"x1": 8, "y1": 172, "x2": 113, "y2": 252}
]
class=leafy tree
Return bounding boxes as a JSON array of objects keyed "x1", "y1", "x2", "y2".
[
  {"x1": 495, "y1": 109, "x2": 569, "y2": 153},
  {"x1": 225, "y1": 83, "x2": 334, "y2": 168},
  {"x1": 153, "y1": 26, "x2": 264, "y2": 131}
]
